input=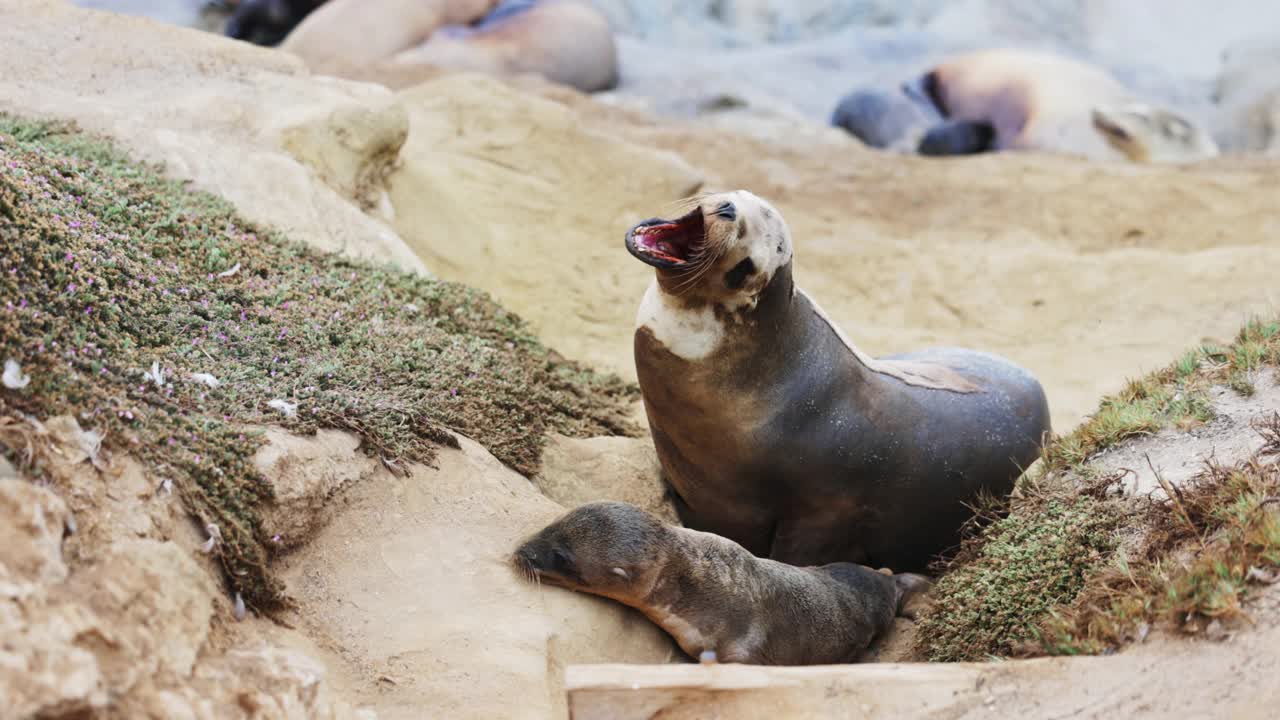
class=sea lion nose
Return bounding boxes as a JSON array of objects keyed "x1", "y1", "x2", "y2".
[
  {"x1": 514, "y1": 545, "x2": 540, "y2": 569},
  {"x1": 714, "y1": 202, "x2": 737, "y2": 221}
]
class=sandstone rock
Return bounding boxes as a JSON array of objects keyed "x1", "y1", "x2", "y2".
[
  {"x1": 275, "y1": 429, "x2": 679, "y2": 720},
  {"x1": 2, "y1": 539, "x2": 215, "y2": 715},
  {"x1": 0, "y1": 0, "x2": 426, "y2": 275},
  {"x1": 0, "y1": 479, "x2": 69, "y2": 599},
  {"x1": 60, "y1": 539, "x2": 216, "y2": 689},
  {"x1": 0, "y1": 478, "x2": 368, "y2": 720},
  {"x1": 271, "y1": 80, "x2": 411, "y2": 215},
  {"x1": 386, "y1": 73, "x2": 704, "y2": 374},
  {"x1": 535, "y1": 434, "x2": 678, "y2": 524},
  {"x1": 0, "y1": 480, "x2": 107, "y2": 718},
  {"x1": 35, "y1": 416, "x2": 180, "y2": 562},
  {"x1": 178, "y1": 644, "x2": 373, "y2": 720},
  {"x1": 253, "y1": 427, "x2": 383, "y2": 549}
]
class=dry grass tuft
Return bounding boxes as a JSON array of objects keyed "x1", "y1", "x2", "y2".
[
  {"x1": 1040, "y1": 414, "x2": 1280, "y2": 654},
  {"x1": 916, "y1": 316, "x2": 1280, "y2": 662}
]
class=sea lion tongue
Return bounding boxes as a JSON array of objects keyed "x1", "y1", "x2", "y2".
[{"x1": 625, "y1": 207, "x2": 705, "y2": 269}]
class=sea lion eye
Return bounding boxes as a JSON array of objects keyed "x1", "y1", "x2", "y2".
[
  {"x1": 551, "y1": 548, "x2": 572, "y2": 571},
  {"x1": 714, "y1": 202, "x2": 737, "y2": 221},
  {"x1": 724, "y1": 257, "x2": 756, "y2": 290}
]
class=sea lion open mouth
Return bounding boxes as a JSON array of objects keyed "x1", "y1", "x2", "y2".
[{"x1": 625, "y1": 207, "x2": 706, "y2": 269}]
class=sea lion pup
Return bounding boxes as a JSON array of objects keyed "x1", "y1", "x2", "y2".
[
  {"x1": 626, "y1": 190, "x2": 1051, "y2": 572},
  {"x1": 512, "y1": 501, "x2": 931, "y2": 665},
  {"x1": 903, "y1": 48, "x2": 1218, "y2": 163},
  {"x1": 272, "y1": 0, "x2": 619, "y2": 93}
]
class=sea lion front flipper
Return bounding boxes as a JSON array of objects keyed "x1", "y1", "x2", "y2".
[{"x1": 917, "y1": 120, "x2": 997, "y2": 156}]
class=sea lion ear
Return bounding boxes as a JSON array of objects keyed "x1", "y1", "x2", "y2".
[{"x1": 611, "y1": 567, "x2": 630, "y2": 580}]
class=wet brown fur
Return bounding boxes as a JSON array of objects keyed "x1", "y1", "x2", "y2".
[{"x1": 512, "y1": 501, "x2": 930, "y2": 665}]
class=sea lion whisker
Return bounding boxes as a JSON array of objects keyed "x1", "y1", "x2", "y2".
[
  {"x1": 663, "y1": 191, "x2": 714, "y2": 212},
  {"x1": 670, "y1": 247, "x2": 726, "y2": 295},
  {"x1": 670, "y1": 262, "x2": 714, "y2": 296}
]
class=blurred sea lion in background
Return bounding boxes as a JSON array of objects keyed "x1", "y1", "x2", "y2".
[
  {"x1": 226, "y1": 0, "x2": 619, "y2": 93},
  {"x1": 1211, "y1": 37, "x2": 1280, "y2": 155},
  {"x1": 1089, "y1": 102, "x2": 1222, "y2": 163},
  {"x1": 829, "y1": 87, "x2": 934, "y2": 151},
  {"x1": 903, "y1": 48, "x2": 1219, "y2": 163},
  {"x1": 223, "y1": 0, "x2": 325, "y2": 46}
]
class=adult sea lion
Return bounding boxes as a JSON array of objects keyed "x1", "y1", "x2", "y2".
[
  {"x1": 626, "y1": 190, "x2": 1051, "y2": 572},
  {"x1": 829, "y1": 86, "x2": 933, "y2": 151},
  {"x1": 903, "y1": 48, "x2": 1219, "y2": 163},
  {"x1": 1090, "y1": 103, "x2": 1222, "y2": 163},
  {"x1": 248, "y1": 0, "x2": 619, "y2": 93},
  {"x1": 1211, "y1": 37, "x2": 1280, "y2": 155},
  {"x1": 223, "y1": 0, "x2": 325, "y2": 46},
  {"x1": 513, "y1": 501, "x2": 931, "y2": 665}
]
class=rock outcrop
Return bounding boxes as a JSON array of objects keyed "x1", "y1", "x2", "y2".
[
  {"x1": 265, "y1": 429, "x2": 679, "y2": 720},
  {"x1": 0, "y1": 0, "x2": 424, "y2": 274},
  {"x1": 0, "y1": 471, "x2": 367, "y2": 719}
]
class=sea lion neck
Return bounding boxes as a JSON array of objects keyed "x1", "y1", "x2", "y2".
[
  {"x1": 640, "y1": 528, "x2": 752, "y2": 609},
  {"x1": 718, "y1": 262, "x2": 872, "y2": 385}
]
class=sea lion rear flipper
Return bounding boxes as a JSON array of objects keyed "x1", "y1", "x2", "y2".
[
  {"x1": 918, "y1": 120, "x2": 996, "y2": 156},
  {"x1": 892, "y1": 573, "x2": 934, "y2": 619}
]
